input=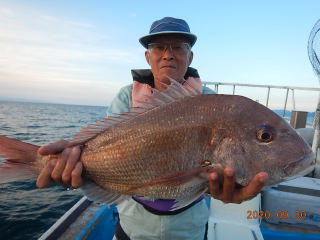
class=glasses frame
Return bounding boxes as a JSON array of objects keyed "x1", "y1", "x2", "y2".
[{"x1": 147, "y1": 42, "x2": 191, "y2": 54}]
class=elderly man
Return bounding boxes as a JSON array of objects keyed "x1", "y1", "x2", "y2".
[{"x1": 37, "y1": 17, "x2": 268, "y2": 239}]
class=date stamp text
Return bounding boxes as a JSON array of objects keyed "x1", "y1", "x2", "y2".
[{"x1": 247, "y1": 210, "x2": 307, "y2": 220}]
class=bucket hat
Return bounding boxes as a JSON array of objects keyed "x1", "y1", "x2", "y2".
[{"x1": 139, "y1": 17, "x2": 197, "y2": 49}]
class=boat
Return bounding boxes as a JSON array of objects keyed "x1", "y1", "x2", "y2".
[{"x1": 39, "y1": 82, "x2": 320, "y2": 240}]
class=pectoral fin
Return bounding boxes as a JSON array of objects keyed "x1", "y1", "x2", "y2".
[
  {"x1": 81, "y1": 179, "x2": 130, "y2": 205},
  {"x1": 127, "y1": 166, "x2": 214, "y2": 192}
]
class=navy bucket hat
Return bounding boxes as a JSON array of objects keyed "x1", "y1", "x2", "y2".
[{"x1": 139, "y1": 17, "x2": 197, "y2": 49}]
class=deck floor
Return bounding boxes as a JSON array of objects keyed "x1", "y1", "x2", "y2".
[
  {"x1": 263, "y1": 221, "x2": 320, "y2": 235},
  {"x1": 59, "y1": 202, "x2": 103, "y2": 240}
]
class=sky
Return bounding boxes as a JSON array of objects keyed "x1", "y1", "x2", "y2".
[{"x1": 1, "y1": 0, "x2": 320, "y2": 112}]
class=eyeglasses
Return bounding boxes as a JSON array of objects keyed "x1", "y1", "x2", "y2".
[{"x1": 148, "y1": 43, "x2": 190, "y2": 54}]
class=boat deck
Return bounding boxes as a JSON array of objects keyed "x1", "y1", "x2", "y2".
[
  {"x1": 263, "y1": 221, "x2": 320, "y2": 235},
  {"x1": 58, "y1": 200, "x2": 102, "y2": 240}
]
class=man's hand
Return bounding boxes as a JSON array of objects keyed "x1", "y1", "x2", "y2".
[
  {"x1": 208, "y1": 167, "x2": 268, "y2": 204},
  {"x1": 36, "y1": 139, "x2": 84, "y2": 189}
]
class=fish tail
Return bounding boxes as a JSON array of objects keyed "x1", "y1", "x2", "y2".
[{"x1": 0, "y1": 135, "x2": 40, "y2": 184}]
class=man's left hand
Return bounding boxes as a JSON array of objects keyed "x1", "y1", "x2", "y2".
[{"x1": 208, "y1": 167, "x2": 268, "y2": 204}]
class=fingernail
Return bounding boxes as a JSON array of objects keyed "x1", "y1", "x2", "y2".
[
  {"x1": 76, "y1": 162, "x2": 81, "y2": 168},
  {"x1": 210, "y1": 173, "x2": 217, "y2": 180},
  {"x1": 226, "y1": 171, "x2": 234, "y2": 177},
  {"x1": 64, "y1": 148, "x2": 72, "y2": 154},
  {"x1": 51, "y1": 159, "x2": 57, "y2": 166},
  {"x1": 260, "y1": 176, "x2": 268, "y2": 183},
  {"x1": 72, "y1": 147, "x2": 79, "y2": 154}
]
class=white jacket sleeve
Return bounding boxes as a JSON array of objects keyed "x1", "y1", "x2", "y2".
[{"x1": 106, "y1": 84, "x2": 133, "y2": 117}]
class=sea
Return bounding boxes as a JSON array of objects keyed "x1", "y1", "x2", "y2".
[
  {"x1": 0, "y1": 101, "x2": 108, "y2": 240},
  {"x1": 0, "y1": 101, "x2": 315, "y2": 240}
]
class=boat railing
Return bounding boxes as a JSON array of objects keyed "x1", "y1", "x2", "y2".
[{"x1": 202, "y1": 81, "x2": 320, "y2": 117}]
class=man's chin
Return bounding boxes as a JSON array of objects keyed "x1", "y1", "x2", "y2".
[{"x1": 157, "y1": 75, "x2": 182, "y2": 83}]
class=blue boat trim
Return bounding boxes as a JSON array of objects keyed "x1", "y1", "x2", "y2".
[
  {"x1": 40, "y1": 197, "x2": 92, "y2": 240},
  {"x1": 76, "y1": 203, "x2": 118, "y2": 240}
]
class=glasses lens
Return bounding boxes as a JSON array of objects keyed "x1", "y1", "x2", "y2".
[
  {"x1": 171, "y1": 43, "x2": 189, "y2": 54},
  {"x1": 149, "y1": 43, "x2": 166, "y2": 53},
  {"x1": 148, "y1": 43, "x2": 190, "y2": 54}
]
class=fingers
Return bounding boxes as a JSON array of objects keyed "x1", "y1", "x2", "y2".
[
  {"x1": 221, "y1": 167, "x2": 236, "y2": 203},
  {"x1": 38, "y1": 139, "x2": 69, "y2": 156},
  {"x1": 209, "y1": 167, "x2": 236, "y2": 203},
  {"x1": 209, "y1": 172, "x2": 220, "y2": 198},
  {"x1": 37, "y1": 147, "x2": 84, "y2": 189},
  {"x1": 51, "y1": 148, "x2": 72, "y2": 188},
  {"x1": 235, "y1": 172, "x2": 268, "y2": 202},
  {"x1": 37, "y1": 159, "x2": 57, "y2": 189},
  {"x1": 71, "y1": 162, "x2": 84, "y2": 189},
  {"x1": 61, "y1": 147, "x2": 82, "y2": 187},
  {"x1": 208, "y1": 167, "x2": 268, "y2": 204}
]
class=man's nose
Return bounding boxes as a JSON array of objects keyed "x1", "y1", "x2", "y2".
[{"x1": 162, "y1": 46, "x2": 174, "y2": 60}]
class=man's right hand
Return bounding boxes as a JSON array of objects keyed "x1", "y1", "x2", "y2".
[{"x1": 36, "y1": 139, "x2": 84, "y2": 189}]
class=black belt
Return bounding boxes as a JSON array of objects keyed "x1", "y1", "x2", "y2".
[{"x1": 132, "y1": 196, "x2": 202, "y2": 216}]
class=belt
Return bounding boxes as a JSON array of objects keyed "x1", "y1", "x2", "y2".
[{"x1": 132, "y1": 195, "x2": 204, "y2": 215}]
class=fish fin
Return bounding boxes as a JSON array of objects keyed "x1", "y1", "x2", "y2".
[
  {"x1": 67, "y1": 117, "x2": 127, "y2": 147},
  {"x1": 68, "y1": 78, "x2": 200, "y2": 147},
  {"x1": 171, "y1": 187, "x2": 208, "y2": 210},
  {"x1": 81, "y1": 179, "x2": 130, "y2": 205},
  {"x1": 127, "y1": 166, "x2": 212, "y2": 192},
  {"x1": 151, "y1": 88, "x2": 175, "y2": 103},
  {"x1": 141, "y1": 94, "x2": 166, "y2": 106},
  {"x1": 0, "y1": 162, "x2": 38, "y2": 184},
  {"x1": 0, "y1": 135, "x2": 39, "y2": 183},
  {"x1": 156, "y1": 78, "x2": 194, "y2": 99},
  {"x1": 164, "y1": 77, "x2": 190, "y2": 97},
  {"x1": 165, "y1": 76, "x2": 201, "y2": 96}
]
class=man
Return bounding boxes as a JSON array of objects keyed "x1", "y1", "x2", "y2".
[{"x1": 37, "y1": 17, "x2": 268, "y2": 239}]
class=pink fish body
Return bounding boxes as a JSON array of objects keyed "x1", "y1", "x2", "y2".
[{"x1": 0, "y1": 79, "x2": 315, "y2": 208}]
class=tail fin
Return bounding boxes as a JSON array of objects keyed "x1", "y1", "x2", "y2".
[{"x1": 0, "y1": 135, "x2": 40, "y2": 183}]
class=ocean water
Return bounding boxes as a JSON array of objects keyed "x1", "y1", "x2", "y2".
[
  {"x1": 307, "y1": 117, "x2": 314, "y2": 127},
  {"x1": 0, "y1": 101, "x2": 108, "y2": 240}
]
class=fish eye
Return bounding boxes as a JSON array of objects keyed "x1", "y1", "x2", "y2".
[{"x1": 257, "y1": 127, "x2": 275, "y2": 142}]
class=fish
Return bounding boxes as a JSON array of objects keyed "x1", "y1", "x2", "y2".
[{"x1": 0, "y1": 79, "x2": 316, "y2": 210}]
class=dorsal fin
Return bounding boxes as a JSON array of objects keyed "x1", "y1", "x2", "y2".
[{"x1": 67, "y1": 78, "x2": 201, "y2": 147}]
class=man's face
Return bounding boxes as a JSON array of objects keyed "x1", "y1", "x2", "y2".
[{"x1": 145, "y1": 34, "x2": 193, "y2": 90}]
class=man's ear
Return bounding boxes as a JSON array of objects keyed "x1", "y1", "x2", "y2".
[
  {"x1": 188, "y1": 51, "x2": 194, "y2": 66},
  {"x1": 145, "y1": 50, "x2": 151, "y2": 65}
]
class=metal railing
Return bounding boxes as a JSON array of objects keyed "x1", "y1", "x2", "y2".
[{"x1": 202, "y1": 82, "x2": 320, "y2": 117}]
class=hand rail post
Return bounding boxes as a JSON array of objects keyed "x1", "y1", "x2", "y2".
[{"x1": 283, "y1": 88, "x2": 289, "y2": 117}]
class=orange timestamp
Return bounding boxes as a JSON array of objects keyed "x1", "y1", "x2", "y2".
[{"x1": 247, "y1": 210, "x2": 307, "y2": 220}]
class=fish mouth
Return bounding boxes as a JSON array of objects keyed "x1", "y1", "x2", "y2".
[{"x1": 283, "y1": 151, "x2": 316, "y2": 177}]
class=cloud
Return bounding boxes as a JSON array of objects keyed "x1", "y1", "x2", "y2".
[
  {"x1": 130, "y1": 13, "x2": 136, "y2": 17},
  {"x1": 39, "y1": 15, "x2": 96, "y2": 28},
  {"x1": 0, "y1": 6, "x2": 147, "y2": 106}
]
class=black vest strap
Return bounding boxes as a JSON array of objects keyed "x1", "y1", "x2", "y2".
[
  {"x1": 115, "y1": 218, "x2": 131, "y2": 240},
  {"x1": 131, "y1": 67, "x2": 200, "y2": 88}
]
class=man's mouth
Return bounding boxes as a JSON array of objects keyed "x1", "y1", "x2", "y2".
[{"x1": 161, "y1": 66, "x2": 175, "y2": 69}]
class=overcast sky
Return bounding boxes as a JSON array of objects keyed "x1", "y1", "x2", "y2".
[{"x1": 1, "y1": 0, "x2": 320, "y2": 111}]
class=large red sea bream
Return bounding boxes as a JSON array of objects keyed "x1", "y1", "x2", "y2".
[{"x1": 0, "y1": 79, "x2": 315, "y2": 209}]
